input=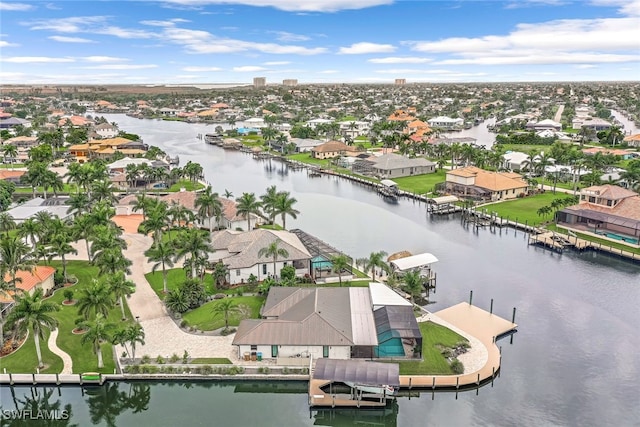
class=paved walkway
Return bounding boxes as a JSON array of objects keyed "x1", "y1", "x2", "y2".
[{"x1": 47, "y1": 328, "x2": 73, "y2": 374}]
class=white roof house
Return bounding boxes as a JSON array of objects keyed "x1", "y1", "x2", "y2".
[
  {"x1": 428, "y1": 116, "x2": 464, "y2": 128},
  {"x1": 369, "y1": 283, "x2": 412, "y2": 310}
]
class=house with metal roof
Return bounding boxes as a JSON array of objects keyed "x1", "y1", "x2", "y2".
[
  {"x1": 369, "y1": 153, "x2": 435, "y2": 178},
  {"x1": 209, "y1": 229, "x2": 312, "y2": 284},
  {"x1": 232, "y1": 283, "x2": 422, "y2": 361}
]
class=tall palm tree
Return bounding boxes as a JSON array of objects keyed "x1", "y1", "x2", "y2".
[
  {"x1": 132, "y1": 193, "x2": 152, "y2": 221},
  {"x1": 330, "y1": 254, "x2": 350, "y2": 287},
  {"x1": 1, "y1": 144, "x2": 18, "y2": 169},
  {"x1": 175, "y1": 228, "x2": 211, "y2": 280},
  {"x1": 78, "y1": 314, "x2": 115, "y2": 369},
  {"x1": 0, "y1": 212, "x2": 16, "y2": 236},
  {"x1": 93, "y1": 247, "x2": 132, "y2": 276},
  {"x1": 402, "y1": 269, "x2": 423, "y2": 303},
  {"x1": 47, "y1": 230, "x2": 78, "y2": 282},
  {"x1": 258, "y1": 238, "x2": 289, "y2": 279},
  {"x1": 364, "y1": 250, "x2": 388, "y2": 281},
  {"x1": 195, "y1": 186, "x2": 223, "y2": 233},
  {"x1": 274, "y1": 191, "x2": 299, "y2": 230},
  {"x1": 144, "y1": 241, "x2": 175, "y2": 294},
  {"x1": 236, "y1": 192, "x2": 262, "y2": 231},
  {"x1": 112, "y1": 322, "x2": 145, "y2": 361},
  {"x1": 211, "y1": 299, "x2": 246, "y2": 332},
  {"x1": 67, "y1": 192, "x2": 91, "y2": 217},
  {"x1": 0, "y1": 236, "x2": 36, "y2": 289},
  {"x1": 17, "y1": 218, "x2": 42, "y2": 249},
  {"x1": 5, "y1": 288, "x2": 59, "y2": 368},
  {"x1": 140, "y1": 200, "x2": 168, "y2": 245},
  {"x1": 90, "y1": 180, "x2": 118, "y2": 206},
  {"x1": 107, "y1": 272, "x2": 135, "y2": 321},
  {"x1": 260, "y1": 185, "x2": 279, "y2": 224},
  {"x1": 76, "y1": 280, "x2": 115, "y2": 320}
]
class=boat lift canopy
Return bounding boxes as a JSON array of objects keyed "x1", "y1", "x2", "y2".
[
  {"x1": 314, "y1": 359, "x2": 400, "y2": 387},
  {"x1": 390, "y1": 252, "x2": 439, "y2": 271},
  {"x1": 380, "y1": 179, "x2": 398, "y2": 188}
]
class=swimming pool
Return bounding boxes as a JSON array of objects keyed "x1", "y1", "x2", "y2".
[{"x1": 596, "y1": 230, "x2": 639, "y2": 244}]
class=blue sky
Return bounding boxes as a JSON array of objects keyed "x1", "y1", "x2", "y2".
[{"x1": 1, "y1": 0, "x2": 639, "y2": 84}]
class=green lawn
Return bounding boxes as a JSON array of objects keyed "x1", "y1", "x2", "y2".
[
  {"x1": 498, "y1": 143, "x2": 556, "y2": 153},
  {"x1": 0, "y1": 163, "x2": 25, "y2": 169},
  {"x1": 2, "y1": 261, "x2": 133, "y2": 374},
  {"x1": 14, "y1": 183, "x2": 80, "y2": 194},
  {"x1": 392, "y1": 169, "x2": 447, "y2": 195},
  {"x1": 397, "y1": 321, "x2": 467, "y2": 375},
  {"x1": 259, "y1": 223, "x2": 284, "y2": 231},
  {"x1": 181, "y1": 296, "x2": 265, "y2": 331},
  {"x1": 167, "y1": 179, "x2": 204, "y2": 192},
  {"x1": 145, "y1": 269, "x2": 216, "y2": 298},
  {"x1": 286, "y1": 153, "x2": 332, "y2": 167},
  {"x1": 48, "y1": 261, "x2": 133, "y2": 374},
  {"x1": 0, "y1": 328, "x2": 64, "y2": 374},
  {"x1": 482, "y1": 192, "x2": 572, "y2": 226},
  {"x1": 190, "y1": 357, "x2": 232, "y2": 364}
]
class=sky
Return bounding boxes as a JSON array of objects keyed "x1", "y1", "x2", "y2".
[{"x1": 0, "y1": 0, "x2": 639, "y2": 85}]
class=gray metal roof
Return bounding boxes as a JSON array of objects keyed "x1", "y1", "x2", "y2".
[
  {"x1": 314, "y1": 359, "x2": 400, "y2": 387},
  {"x1": 371, "y1": 153, "x2": 435, "y2": 171}
]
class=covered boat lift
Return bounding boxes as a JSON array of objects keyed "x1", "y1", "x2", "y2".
[{"x1": 389, "y1": 252, "x2": 438, "y2": 272}]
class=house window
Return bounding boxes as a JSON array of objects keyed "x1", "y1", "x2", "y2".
[
  {"x1": 251, "y1": 345, "x2": 257, "y2": 351},
  {"x1": 271, "y1": 345, "x2": 278, "y2": 358},
  {"x1": 236, "y1": 269, "x2": 241, "y2": 276},
  {"x1": 262, "y1": 264, "x2": 267, "y2": 275},
  {"x1": 323, "y1": 346, "x2": 329, "y2": 358}
]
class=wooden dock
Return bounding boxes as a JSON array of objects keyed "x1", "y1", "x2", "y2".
[
  {"x1": 308, "y1": 380, "x2": 390, "y2": 408},
  {"x1": 529, "y1": 231, "x2": 640, "y2": 262},
  {"x1": 399, "y1": 303, "x2": 517, "y2": 390}
]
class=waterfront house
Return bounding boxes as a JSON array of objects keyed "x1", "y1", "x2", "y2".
[
  {"x1": 427, "y1": 116, "x2": 464, "y2": 130},
  {"x1": 311, "y1": 140, "x2": 358, "y2": 160},
  {"x1": 369, "y1": 153, "x2": 435, "y2": 178},
  {"x1": 94, "y1": 122, "x2": 118, "y2": 138},
  {"x1": 232, "y1": 283, "x2": 422, "y2": 360},
  {"x1": 623, "y1": 133, "x2": 640, "y2": 148},
  {"x1": 525, "y1": 119, "x2": 562, "y2": 131},
  {"x1": 208, "y1": 229, "x2": 311, "y2": 284},
  {"x1": 556, "y1": 185, "x2": 640, "y2": 241},
  {"x1": 445, "y1": 166, "x2": 528, "y2": 201},
  {"x1": 287, "y1": 138, "x2": 324, "y2": 153},
  {"x1": 502, "y1": 151, "x2": 530, "y2": 171}
]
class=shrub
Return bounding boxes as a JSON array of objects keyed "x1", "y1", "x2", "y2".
[
  {"x1": 220, "y1": 327, "x2": 236, "y2": 336},
  {"x1": 141, "y1": 355, "x2": 151, "y2": 364},
  {"x1": 180, "y1": 319, "x2": 188, "y2": 329},
  {"x1": 53, "y1": 271, "x2": 65, "y2": 286},
  {"x1": 450, "y1": 359, "x2": 464, "y2": 375},
  {"x1": 280, "y1": 265, "x2": 296, "y2": 281},
  {"x1": 63, "y1": 289, "x2": 74, "y2": 302},
  {"x1": 156, "y1": 355, "x2": 165, "y2": 364},
  {"x1": 169, "y1": 353, "x2": 180, "y2": 363},
  {"x1": 201, "y1": 365, "x2": 213, "y2": 375},
  {"x1": 182, "y1": 350, "x2": 190, "y2": 364}
]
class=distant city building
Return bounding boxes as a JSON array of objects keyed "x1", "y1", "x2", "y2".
[
  {"x1": 395, "y1": 79, "x2": 406, "y2": 85},
  {"x1": 282, "y1": 79, "x2": 298, "y2": 87},
  {"x1": 253, "y1": 77, "x2": 266, "y2": 88}
]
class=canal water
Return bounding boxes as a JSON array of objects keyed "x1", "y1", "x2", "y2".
[{"x1": 3, "y1": 115, "x2": 638, "y2": 426}]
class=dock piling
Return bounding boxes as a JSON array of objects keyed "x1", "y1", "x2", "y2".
[
  {"x1": 469, "y1": 290, "x2": 473, "y2": 305},
  {"x1": 32, "y1": 373, "x2": 36, "y2": 385},
  {"x1": 490, "y1": 298, "x2": 494, "y2": 314},
  {"x1": 9, "y1": 373, "x2": 13, "y2": 385},
  {"x1": 56, "y1": 373, "x2": 60, "y2": 385},
  {"x1": 512, "y1": 307, "x2": 517, "y2": 324}
]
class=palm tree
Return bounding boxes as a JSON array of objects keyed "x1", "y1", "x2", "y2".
[
  {"x1": 236, "y1": 192, "x2": 262, "y2": 231},
  {"x1": 195, "y1": 186, "x2": 223, "y2": 233},
  {"x1": 164, "y1": 287, "x2": 190, "y2": 314},
  {"x1": 17, "y1": 218, "x2": 41, "y2": 249},
  {"x1": 93, "y1": 248, "x2": 132, "y2": 276},
  {"x1": 107, "y1": 272, "x2": 135, "y2": 321},
  {"x1": 402, "y1": 270, "x2": 423, "y2": 303},
  {"x1": 175, "y1": 228, "x2": 211, "y2": 280},
  {"x1": 1, "y1": 144, "x2": 18, "y2": 169},
  {"x1": 260, "y1": 185, "x2": 279, "y2": 224},
  {"x1": 47, "y1": 231, "x2": 78, "y2": 282},
  {"x1": 76, "y1": 280, "x2": 114, "y2": 320},
  {"x1": 0, "y1": 236, "x2": 36, "y2": 288},
  {"x1": 0, "y1": 212, "x2": 16, "y2": 236},
  {"x1": 330, "y1": 254, "x2": 350, "y2": 287},
  {"x1": 132, "y1": 193, "x2": 152, "y2": 221},
  {"x1": 144, "y1": 241, "x2": 175, "y2": 294},
  {"x1": 5, "y1": 288, "x2": 59, "y2": 368},
  {"x1": 274, "y1": 191, "x2": 299, "y2": 229},
  {"x1": 112, "y1": 323, "x2": 145, "y2": 361},
  {"x1": 258, "y1": 238, "x2": 289, "y2": 279},
  {"x1": 140, "y1": 200, "x2": 168, "y2": 245},
  {"x1": 90, "y1": 180, "x2": 118, "y2": 205},
  {"x1": 67, "y1": 192, "x2": 91, "y2": 217},
  {"x1": 211, "y1": 298, "x2": 245, "y2": 332},
  {"x1": 212, "y1": 262, "x2": 229, "y2": 289},
  {"x1": 223, "y1": 189, "x2": 234, "y2": 199},
  {"x1": 364, "y1": 250, "x2": 388, "y2": 281},
  {"x1": 78, "y1": 314, "x2": 115, "y2": 369}
]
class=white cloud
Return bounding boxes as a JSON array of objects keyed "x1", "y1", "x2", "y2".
[
  {"x1": 368, "y1": 57, "x2": 431, "y2": 64},
  {"x1": 163, "y1": 27, "x2": 328, "y2": 55},
  {"x1": 575, "y1": 64, "x2": 598, "y2": 69},
  {"x1": 0, "y1": 3, "x2": 33, "y2": 11},
  {"x1": 182, "y1": 66, "x2": 223, "y2": 71},
  {"x1": 263, "y1": 61, "x2": 291, "y2": 65},
  {"x1": 161, "y1": 0, "x2": 392, "y2": 12},
  {"x1": 140, "y1": 18, "x2": 191, "y2": 27},
  {"x1": 4, "y1": 56, "x2": 75, "y2": 63},
  {"x1": 233, "y1": 66, "x2": 268, "y2": 72},
  {"x1": 338, "y1": 42, "x2": 395, "y2": 54},
  {"x1": 318, "y1": 69, "x2": 338, "y2": 74},
  {"x1": 505, "y1": 0, "x2": 568, "y2": 9},
  {"x1": 96, "y1": 26, "x2": 156, "y2": 39},
  {"x1": 436, "y1": 52, "x2": 640, "y2": 65},
  {"x1": 82, "y1": 56, "x2": 129, "y2": 62},
  {"x1": 590, "y1": 0, "x2": 640, "y2": 16},
  {"x1": 269, "y1": 31, "x2": 310, "y2": 42},
  {"x1": 26, "y1": 16, "x2": 156, "y2": 39},
  {"x1": 79, "y1": 64, "x2": 158, "y2": 70},
  {"x1": 49, "y1": 35, "x2": 96, "y2": 43},
  {"x1": 0, "y1": 40, "x2": 19, "y2": 47}
]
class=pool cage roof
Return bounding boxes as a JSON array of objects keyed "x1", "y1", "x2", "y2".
[
  {"x1": 562, "y1": 209, "x2": 640, "y2": 231},
  {"x1": 290, "y1": 229, "x2": 353, "y2": 264},
  {"x1": 374, "y1": 306, "x2": 422, "y2": 342}
]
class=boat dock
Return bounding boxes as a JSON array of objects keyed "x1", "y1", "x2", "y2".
[{"x1": 529, "y1": 231, "x2": 640, "y2": 262}]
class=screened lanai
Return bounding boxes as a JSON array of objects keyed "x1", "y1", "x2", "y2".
[{"x1": 373, "y1": 306, "x2": 422, "y2": 359}]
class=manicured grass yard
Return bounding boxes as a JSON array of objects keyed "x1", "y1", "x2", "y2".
[
  {"x1": 398, "y1": 321, "x2": 467, "y2": 375},
  {"x1": 482, "y1": 192, "x2": 573, "y2": 226},
  {"x1": 48, "y1": 261, "x2": 133, "y2": 374},
  {"x1": 181, "y1": 296, "x2": 265, "y2": 331},
  {"x1": 146, "y1": 269, "x2": 216, "y2": 299},
  {"x1": 167, "y1": 179, "x2": 204, "y2": 192},
  {"x1": 286, "y1": 153, "x2": 332, "y2": 167},
  {"x1": 0, "y1": 328, "x2": 63, "y2": 374},
  {"x1": 392, "y1": 170, "x2": 447, "y2": 195},
  {"x1": 190, "y1": 357, "x2": 232, "y2": 364},
  {"x1": 2, "y1": 261, "x2": 134, "y2": 374}
]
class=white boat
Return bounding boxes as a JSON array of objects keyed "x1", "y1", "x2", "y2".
[{"x1": 344, "y1": 382, "x2": 398, "y2": 396}]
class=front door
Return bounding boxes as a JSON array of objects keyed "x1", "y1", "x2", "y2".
[
  {"x1": 271, "y1": 345, "x2": 278, "y2": 358},
  {"x1": 323, "y1": 346, "x2": 329, "y2": 358}
]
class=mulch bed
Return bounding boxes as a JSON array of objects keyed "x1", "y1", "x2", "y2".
[{"x1": 71, "y1": 328, "x2": 87, "y2": 335}]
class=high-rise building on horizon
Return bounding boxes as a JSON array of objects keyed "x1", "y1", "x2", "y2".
[
  {"x1": 253, "y1": 77, "x2": 266, "y2": 88},
  {"x1": 282, "y1": 79, "x2": 298, "y2": 87},
  {"x1": 395, "y1": 79, "x2": 406, "y2": 85}
]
